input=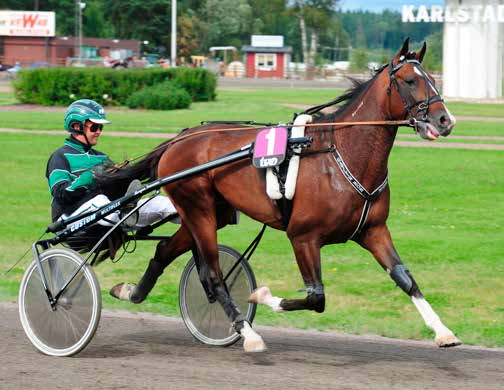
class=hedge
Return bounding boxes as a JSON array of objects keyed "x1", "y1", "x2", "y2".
[
  {"x1": 126, "y1": 80, "x2": 192, "y2": 110},
  {"x1": 13, "y1": 67, "x2": 216, "y2": 106}
]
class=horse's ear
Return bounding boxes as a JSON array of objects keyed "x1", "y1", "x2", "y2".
[
  {"x1": 393, "y1": 38, "x2": 410, "y2": 65},
  {"x1": 416, "y1": 42, "x2": 427, "y2": 63}
]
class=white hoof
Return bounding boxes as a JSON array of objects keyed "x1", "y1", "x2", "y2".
[
  {"x1": 435, "y1": 333, "x2": 462, "y2": 348},
  {"x1": 249, "y1": 286, "x2": 272, "y2": 305},
  {"x1": 244, "y1": 337, "x2": 267, "y2": 353},
  {"x1": 109, "y1": 283, "x2": 135, "y2": 302},
  {"x1": 240, "y1": 321, "x2": 267, "y2": 353}
]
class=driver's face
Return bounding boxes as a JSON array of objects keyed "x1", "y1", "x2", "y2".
[{"x1": 83, "y1": 120, "x2": 103, "y2": 146}]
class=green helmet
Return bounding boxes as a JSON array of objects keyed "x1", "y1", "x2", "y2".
[{"x1": 64, "y1": 99, "x2": 111, "y2": 133}]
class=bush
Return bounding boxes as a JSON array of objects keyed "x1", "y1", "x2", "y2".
[
  {"x1": 13, "y1": 67, "x2": 216, "y2": 106},
  {"x1": 349, "y1": 49, "x2": 369, "y2": 71},
  {"x1": 126, "y1": 81, "x2": 192, "y2": 110}
]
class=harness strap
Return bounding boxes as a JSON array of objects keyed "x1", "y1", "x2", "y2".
[
  {"x1": 331, "y1": 149, "x2": 388, "y2": 201},
  {"x1": 330, "y1": 149, "x2": 388, "y2": 240},
  {"x1": 350, "y1": 200, "x2": 372, "y2": 240}
]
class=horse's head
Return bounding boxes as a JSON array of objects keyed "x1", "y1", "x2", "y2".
[{"x1": 384, "y1": 38, "x2": 456, "y2": 140}]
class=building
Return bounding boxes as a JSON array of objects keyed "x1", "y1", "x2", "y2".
[
  {"x1": 242, "y1": 35, "x2": 292, "y2": 78},
  {"x1": 0, "y1": 10, "x2": 140, "y2": 67},
  {"x1": 443, "y1": 0, "x2": 504, "y2": 99},
  {"x1": 1, "y1": 36, "x2": 141, "y2": 66}
]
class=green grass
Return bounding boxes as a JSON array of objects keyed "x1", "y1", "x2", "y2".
[
  {"x1": 447, "y1": 102, "x2": 504, "y2": 118},
  {"x1": 0, "y1": 132, "x2": 503, "y2": 347},
  {"x1": 0, "y1": 89, "x2": 343, "y2": 132},
  {"x1": 1, "y1": 89, "x2": 504, "y2": 137},
  {"x1": 0, "y1": 91, "x2": 16, "y2": 106},
  {"x1": 395, "y1": 135, "x2": 504, "y2": 145}
]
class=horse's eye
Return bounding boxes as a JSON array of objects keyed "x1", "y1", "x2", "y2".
[{"x1": 405, "y1": 78, "x2": 416, "y2": 86}]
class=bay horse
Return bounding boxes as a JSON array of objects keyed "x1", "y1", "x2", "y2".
[{"x1": 101, "y1": 39, "x2": 460, "y2": 352}]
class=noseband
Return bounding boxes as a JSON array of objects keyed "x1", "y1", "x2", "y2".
[{"x1": 386, "y1": 58, "x2": 444, "y2": 121}]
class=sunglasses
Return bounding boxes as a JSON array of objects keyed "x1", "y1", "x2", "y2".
[{"x1": 89, "y1": 123, "x2": 103, "y2": 133}]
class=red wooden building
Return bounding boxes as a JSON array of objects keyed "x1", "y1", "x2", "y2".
[
  {"x1": 242, "y1": 35, "x2": 291, "y2": 78},
  {"x1": 0, "y1": 36, "x2": 140, "y2": 67}
]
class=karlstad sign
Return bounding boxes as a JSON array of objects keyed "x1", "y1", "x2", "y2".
[{"x1": 402, "y1": 5, "x2": 504, "y2": 23}]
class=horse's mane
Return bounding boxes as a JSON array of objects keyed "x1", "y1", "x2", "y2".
[{"x1": 312, "y1": 66, "x2": 386, "y2": 121}]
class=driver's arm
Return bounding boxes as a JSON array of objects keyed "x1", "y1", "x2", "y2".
[{"x1": 46, "y1": 153, "x2": 96, "y2": 205}]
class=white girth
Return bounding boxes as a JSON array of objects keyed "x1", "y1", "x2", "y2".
[{"x1": 266, "y1": 114, "x2": 312, "y2": 200}]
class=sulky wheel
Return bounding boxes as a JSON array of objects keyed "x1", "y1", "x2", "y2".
[
  {"x1": 179, "y1": 245, "x2": 257, "y2": 347},
  {"x1": 18, "y1": 248, "x2": 101, "y2": 357}
]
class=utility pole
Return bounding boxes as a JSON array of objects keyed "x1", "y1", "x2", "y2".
[
  {"x1": 171, "y1": 0, "x2": 177, "y2": 67},
  {"x1": 74, "y1": 0, "x2": 79, "y2": 62},
  {"x1": 78, "y1": 2, "x2": 86, "y2": 64}
]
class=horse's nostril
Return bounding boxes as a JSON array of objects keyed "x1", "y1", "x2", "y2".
[{"x1": 440, "y1": 115, "x2": 448, "y2": 126}]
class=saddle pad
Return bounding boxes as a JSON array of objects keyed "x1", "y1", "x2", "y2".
[{"x1": 266, "y1": 114, "x2": 312, "y2": 200}]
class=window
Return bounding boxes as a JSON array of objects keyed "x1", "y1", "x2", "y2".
[{"x1": 255, "y1": 53, "x2": 277, "y2": 70}]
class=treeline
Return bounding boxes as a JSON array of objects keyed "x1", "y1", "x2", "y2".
[{"x1": 3, "y1": 1, "x2": 443, "y2": 69}]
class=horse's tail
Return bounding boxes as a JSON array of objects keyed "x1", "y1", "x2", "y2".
[{"x1": 95, "y1": 139, "x2": 171, "y2": 199}]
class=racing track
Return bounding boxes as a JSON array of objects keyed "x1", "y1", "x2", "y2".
[{"x1": 1, "y1": 302, "x2": 503, "y2": 390}]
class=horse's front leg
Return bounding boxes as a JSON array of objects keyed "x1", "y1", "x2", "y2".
[
  {"x1": 250, "y1": 238, "x2": 325, "y2": 313},
  {"x1": 357, "y1": 224, "x2": 461, "y2": 347}
]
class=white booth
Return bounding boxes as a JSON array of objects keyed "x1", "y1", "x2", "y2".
[{"x1": 443, "y1": 0, "x2": 504, "y2": 99}]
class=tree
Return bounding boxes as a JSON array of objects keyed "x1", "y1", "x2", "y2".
[
  {"x1": 319, "y1": 19, "x2": 350, "y2": 61},
  {"x1": 198, "y1": 0, "x2": 252, "y2": 49},
  {"x1": 421, "y1": 31, "x2": 443, "y2": 72},
  {"x1": 83, "y1": 1, "x2": 114, "y2": 39},
  {"x1": 290, "y1": 1, "x2": 339, "y2": 70},
  {"x1": 177, "y1": 11, "x2": 202, "y2": 58},
  {"x1": 102, "y1": 0, "x2": 172, "y2": 50},
  {"x1": 248, "y1": 0, "x2": 290, "y2": 35}
]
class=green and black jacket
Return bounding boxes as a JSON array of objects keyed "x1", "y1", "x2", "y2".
[{"x1": 46, "y1": 136, "x2": 110, "y2": 221}]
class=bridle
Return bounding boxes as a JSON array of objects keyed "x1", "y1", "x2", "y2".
[{"x1": 386, "y1": 58, "x2": 444, "y2": 122}]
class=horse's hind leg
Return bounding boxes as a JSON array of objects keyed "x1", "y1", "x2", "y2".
[
  {"x1": 110, "y1": 224, "x2": 194, "y2": 303},
  {"x1": 250, "y1": 237, "x2": 326, "y2": 313},
  {"x1": 357, "y1": 224, "x2": 461, "y2": 347}
]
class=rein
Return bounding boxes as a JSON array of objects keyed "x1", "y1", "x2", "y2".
[
  {"x1": 167, "y1": 119, "x2": 414, "y2": 145},
  {"x1": 109, "y1": 119, "x2": 416, "y2": 171}
]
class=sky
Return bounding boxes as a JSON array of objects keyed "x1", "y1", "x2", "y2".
[{"x1": 339, "y1": 0, "x2": 445, "y2": 13}]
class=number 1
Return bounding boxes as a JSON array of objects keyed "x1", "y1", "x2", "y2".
[{"x1": 265, "y1": 128, "x2": 276, "y2": 155}]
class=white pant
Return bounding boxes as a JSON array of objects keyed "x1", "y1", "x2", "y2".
[{"x1": 66, "y1": 194, "x2": 178, "y2": 228}]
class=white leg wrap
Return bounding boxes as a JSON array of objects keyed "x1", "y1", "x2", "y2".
[
  {"x1": 249, "y1": 286, "x2": 284, "y2": 312},
  {"x1": 412, "y1": 296, "x2": 461, "y2": 347},
  {"x1": 240, "y1": 321, "x2": 267, "y2": 353}
]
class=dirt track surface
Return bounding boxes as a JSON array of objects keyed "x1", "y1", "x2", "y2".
[{"x1": 1, "y1": 302, "x2": 503, "y2": 390}]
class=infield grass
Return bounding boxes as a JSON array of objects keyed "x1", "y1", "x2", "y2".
[
  {"x1": 0, "y1": 88, "x2": 503, "y2": 138},
  {"x1": 0, "y1": 131, "x2": 502, "y2": 347}
]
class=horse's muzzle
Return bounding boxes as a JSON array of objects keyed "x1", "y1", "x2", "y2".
[{"x1": 432, "y1": 111, "x2": 456, "y2": 137}]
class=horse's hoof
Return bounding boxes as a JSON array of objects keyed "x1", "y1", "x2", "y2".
[
  {"x1": 436, "y1": 333, "x2": 462, "y2": 348},
  {"x1": 109, "y1": 283, "x2": 135, "y2": 302},
  {"x1": 243, "y1": 337, "x2": 268, "y2": 353},
  {"x1": 248, "y1": 286, "x2": 272, "y2": 305}
]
